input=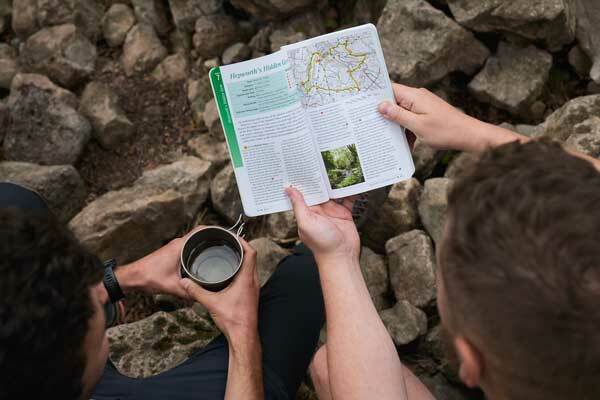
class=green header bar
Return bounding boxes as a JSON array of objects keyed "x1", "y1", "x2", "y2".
[{"x1": 210, "y1": 67, "x2": 243, "y2": 168}]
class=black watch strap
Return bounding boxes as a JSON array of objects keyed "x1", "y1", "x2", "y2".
[{"x1": 103, "y1": 259, "x2": 125, "y2": 303}]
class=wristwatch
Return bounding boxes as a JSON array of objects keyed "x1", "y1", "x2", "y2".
[{"x1": 103, "y1": 259, "x2": 125, "y2": 303}]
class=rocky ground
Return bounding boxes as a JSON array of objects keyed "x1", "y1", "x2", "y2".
[{"x1": 1, "y1": 0, "x2": 600, "y2": 398}]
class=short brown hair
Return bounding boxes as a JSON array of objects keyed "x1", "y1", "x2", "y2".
[{"x1": 440, "y1": 139, "x2": 600, "y2": 400}]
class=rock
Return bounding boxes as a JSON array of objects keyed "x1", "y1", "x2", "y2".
[
  {"x1": 168, "y1": 0, "x2": 223, "y2": 32},
  {"x1": 211, "y1": 164, "x2": 243, "y2": 225},
  {"x1": 269, "y1": 27, "x2": 307, "y2": 52},
  {"x1": 12, "y1": 0, "x2": 37, "y2": 38},
  {"x1": 378, "y1": 0, "x2": 489, "y2": 87},
  {"x1": 130, "y1": 0, "x2": 170, "y2": 36},
  {"x1": 80, "y1": 81, "x2": 134, "y2": 149},
  {"x1": 285, "y1": 9, "x2": 327, "y2": 38},
  {"x1": 468, "y1": 42, "x2": 553, "y2": 114},
  {"x1": 418, "y1": 178, "x2": 451, "y2": 245},
  {"x1": 380, "y1": 301, "x2": 427, "y2": 346},
  {"x1": 4, "y1": 86, "x2": 91, "y2": 165},
  {"x1": 446, "y1": 0, "x2": 576, "y2": 51},
  {"x1": 69, "y1": 157, "x2": 212, "y2": 262},
  {"x1": 421, "y1": 373, "x2": 472, "y2": 400},
  {"x1": 169, "y1": 29, "x2": 192, "y2": 55},
  {"x1": 248, "y1": 25, "x2": 273, "y2": 54},
  {"x1": 20, "y1": 24, "x2": 97, "y2": 89},
  {"x1": 360, "y1": 247, "x2": 390, "y2": 311},
  {"x1": 0, "y1": 101, "x2": 7, "y2": 143},
  {"x1": 102, "y1": 3, "x2": 136, "y2": 48},
  {"x1": 266, "y1": 211, "x2": 297, "y2": 240},
  {"x1": 362, "y1": 179, "x2": 422, "y2": 252},
  {"x1": 574, "y1": 0, "x2": 600, "y2": 83},
  {"x1": 152, "y1": 53, "x2": 189, "y2": 82},
  {"x1": 386, "y1": 230, "x2": 436, "y2": 307},
  {"x1": 187, "y1": 78, "x2": 213, "y2": 129},
  {"x1": 543, "y1": 95, "x2": 600, "y2": 141},
  {"x1": 0, "y1": 0, "x2": 10, "y2": 34},
  {"x1": 230, "y1": 0, "x2": 318, "y2": 20},
  {"x1": 568, "y1": 45, "x2": 592, "y2": 78},
  {"x1": 222, "y1": 42, "x2": 251, "y2": 65},
  {"x1": 8, "y1": 73, "x2": 79, "y2": 109},
  {"x1": 122, "y1": 24, "x2": 168, "y2": 76},
  {"x1": 565, "y1": 131, "x2": 600, "y2": 159},
  {"x1": 107, "y1": 308, "x2": 218, "y2": 378},
  {"x1": 444, "y1": 152, "x2": 479, "y2": 179},
  {"x1": 412, "y1": 139, "x2": 444, "y2": 181},
  {"x1": 0, "y1": 162, "x2": 86, "y2": 222},
  {"x1": 193, "y1": 14, "x2": 240, "y2": 59},
  {"x1": 499, "y1": 122, "x2": 545, "y2": 139},
  {"x1": 0, "y1": 44, "x2": 18, "y2": 89},
  {"x1": 203, "y1": 98, "x2": 225, "y2": 140},
  {"x1": 188, "y1": 134, "x2": 229, "y2": 168},
  {"x1": 249, "y1": 237, "x2": 291, "y2": 286}
]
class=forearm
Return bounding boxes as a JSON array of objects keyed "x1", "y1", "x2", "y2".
[
  {"x1": 225, "y1": 333, "x2": 264, "y2": 400},
  {"x1": 317, "y1": 255, "x2": 408, "y2": 400}
]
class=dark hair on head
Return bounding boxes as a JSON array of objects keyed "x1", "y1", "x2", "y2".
[
  {"x1": 0, "y1": 208, "x2": 103, "y2": 400},
  {"x1": 440, "y1": 139, "x2": 600, "y2": 400}
]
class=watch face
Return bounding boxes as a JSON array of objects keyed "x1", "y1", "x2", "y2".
[{"x1": 104, "y1": 302, "x2": 118, "y2": 329}]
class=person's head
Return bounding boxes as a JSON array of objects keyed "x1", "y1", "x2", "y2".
[
  {"x1": 436, "y1": 139, "x2": 600, "y2": 400},
  {"x1": 0, "y1": 208, "x2": 108, "y2": 400}
]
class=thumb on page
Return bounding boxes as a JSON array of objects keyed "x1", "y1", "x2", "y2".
[
  {"x1": 285, "y1": 187, "x2": 311, "y2": 223},
  {"x1": 379, "y1": 101, "x2": 418, "y2": 131}
]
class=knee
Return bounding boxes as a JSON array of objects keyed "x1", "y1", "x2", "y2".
[{"x1": 310, "y1": 346, "x2": 330, "y2": 392}]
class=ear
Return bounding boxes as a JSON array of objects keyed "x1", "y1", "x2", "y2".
[{"x1": 455, "y1": 336, "x2": 483, "y2": 388}]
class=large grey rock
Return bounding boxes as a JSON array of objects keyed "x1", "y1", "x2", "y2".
[
  {"x1": 203, "y1": 98, "x2": 225, "y2": 140},
  {"x1": 151, "y1": 53, "x2": 189, "y2": 82},
  {"x1": 8, "y1": 73, "x2": 78, "y2": 109},
  {"x1": 20, "y1": 24, "x2": 97, "y2": 89},
  {"x1": 412, "y1": 139, "x2": 443, "y2": 181},
  {"x1": 0, "y1": 162, "x2": 86, "y2": 222},
  {"x1": 418, "y1": 178, "x2": 451, "y2": 245},
  {"x1": 269, "y1": 27, "x2": 307, "y2": 52},
  {"x1": 0, "y1": 0, "x2": 10, "y2": 34},
  {"x1": 568, "y1": 45, "x2": 592, "y2": 79},
  {"x1": 222, "y1": 42, "x2": 252, "y2": 65},
  {"x1": 284, "y1": 9, "x2": 327, "y2": 38},
  {"x1": 168, "y1": 0, "x2": 223, "y2": 32},
  {"x1": 378, "y1": 0, "x2": 489, "y2": 87},
  {"x1": 576, "y1": 0, "x2": 600, "y2": 83},
  {"x1": 192, "y1": 14, "x2": 240, "y2": 59},
  {"x1": 102, "y1": 3, "x2": 136, "y2": 48},
  {"x1": 0, "y1": 44, "x2": 18, "y2": 89},
  {"x1": 543, "y1": 95, "x2": 600, "y2": 141},
  {"x1": 386, "y1": 230, "x2": 436, "y2": 307},
  {"x1": 249, "y1": 237, "x2": 291, "y2": 286},
  {"x1": 211, "y1": 164, "x2": 243, "y2": 225},
  {"x1": 122, "y1": 24, "x2": 168, "y2": 77},
  {"x1": 107, "y1": 308, "x2": 218, "y2": 378},
  {"x1": 4, "y1": 86, "x2": 91, "y2": 165},
  {"x1": 188, "y1": 135, "x2": 229, "y2": 167},
  {"x1": 231, "y1": 0, "x2": 318, "y2": 20},
  {"x1": 80, "y1": 82, "x2": 134, "y2": 149},
  {"x1": 565, "y1": 131, "x2": 600, "y2": 159},
  {"x1": 444, "y1": 152, "x2": 479, "y2": 179},
  {"x1": 12, "y1": 0, "x2": 104, "y2": 41},
  {"x1": 69, "y1": 157, "x2": 212, "y2": 263},
  {"x1": 446, "y1": 0, "x2": 576, "y2": 51},
  {"x1": 266, "y1": 211, "x2": 297, "y2": 240},
  {"x1": 360, "y1": 247, "x2": 390, "y2": 311},
  {"x1": 187, "y1": 78, "x2": 213, "y2": 129},
  {"x1": 362, "y1": 178, "x2": 422, "y2": 252},
  {"x1": 131, "y1": 0, "x2": 170, "y2": 36},
  {"x1": 469, "y1": 42, "x2": 553, "y2": 114},
  {"x1": 380, "y1": 301, "x2": 427, "y2": 346}
]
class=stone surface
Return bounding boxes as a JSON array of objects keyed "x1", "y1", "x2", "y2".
[
  {"x1": 412, "y1": 139, "x2": 444, "y2": 181},
  {"x1": 8, "y1": 73, "x2": 79, "y2": 109},
  {"x1": 380, "y1": 301, "x2": 427, "y2": 346},
  {"x1": 103, "y1": 3, "x2": 136, "y2": 48},
  {"x1": 211, "y1": 164, "x2": 243, "y2": 225},
  {"x1": 193, "y1": 14, "x2": 240, "y2": 59},
  {"x1": 469, "y1": 42, "x2": 552, "y2": 114},
  {"x1": 0, "y1": 162, "x2": 86, "y2": 222},
  {"x1": 222, "y1": 42, "x2": 252, "y2": 65},
  {"x1": 360, "y1": 247, "x2": 391, "y2": 311},
  {"x1": 203, "y1": 98, "x2": 225, "y2": 140},
  {"x1": 568, "y1": 45, "x2": 592, "y2": 78},
  {"x1": 386, "y1": 230, "x2": 436, "y2": 307},
  {"x1": 169, "y1": 0, "x2": 222, "y2": 32},
  {"x1": 152, "y1": 53, "x2": 189, "y2": 82},
  {"x1": 4, "y1": 86, "x2": 91, "y2": 165},
  {"x1": 362, "y1": 178, "x2": 422, "y2": 252},
  {"x1": 107, "y1": 308, "x2": 219, "y2": 378},
  {"x1": 20, "y1": 24, "x2": 97, "y2": 89},
  {"x1": 231, "y1": 0, "x2": 317, "y2": 20},
  {"x1": 565, "y1": 131, "x2": 600, "y2": 158},
  {"x1": 444, "y1": 152, "x2": 479, "y2": 179},
  {"x1": 249, "y1": 237, "x2": 291, "y2": 286},
  {"x1": 0, "y1": 0, "x2": 10, "y2": 35},
  {"x1": 543, "y1": 95, "x2": 600, "y2": 141},
  {"x1": 131, "y1": 0, "x2": 170, "y2": 36},
  {"x1": 269, "y1": 27, "x2": 307, "y2": 52},
  {"x1": 576, "y1": 0, "x2": 600, "y2": 83},
  {"x1": 0, "y1": 44, "x2": 18, "y2": 89},
  {"x1": 421, "y1": 373, "x2": 472, "y2": 400},
  {"x1": 187, "y1": 78, "x2": 213, "y2": 129},
  {"x1": 188, "y1": 135, "x2": 230, "y2": 167},
  {"x1": 378, "y1": 0, "x2": 489, "y2": 86},
  {"x1": 418, "y1": 178, "x2": 451, "y2": 245},
  {"x1": 0, "y1": 100, "x2": 7, "y2": 143},
  {"x1": 285, "y1": 9, "x2": 327, "y2": 38},
  {"x1": 446, "y1": 0, "x2": 576, "y2": 51},
  {"x1": 69, "y1": 157, "x2": 213, "y2": 263},
  {"x1": 80, "y1": 81, "x2": 134, "y2": 149},
  {"x1": 266, "y1": 211, "x2": 298, "y2": 240},
  {"x1": 122, "y1": 24, "x2": 168, "y2": 76}
]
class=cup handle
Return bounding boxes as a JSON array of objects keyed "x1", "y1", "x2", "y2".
[{"x1": 228, "y1": 214, "x2": 246, "y2": 239}]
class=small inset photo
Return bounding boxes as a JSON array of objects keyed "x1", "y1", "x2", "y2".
[{"x1": 321, "y1": 144, "x2": 365, "y2": 189}]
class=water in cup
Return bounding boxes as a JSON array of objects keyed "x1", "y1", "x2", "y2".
[{"x1": 189, "y1": 245, "x2": 240, "y2": 283}]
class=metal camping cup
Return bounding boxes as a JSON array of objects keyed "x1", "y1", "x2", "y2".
[{"x1": 180, "y1": 218, "x2": 245, "y2": 292}]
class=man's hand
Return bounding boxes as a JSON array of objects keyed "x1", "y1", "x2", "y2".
[{"x1": 379, "y1": 83, "x2": 520, "y2": 152}]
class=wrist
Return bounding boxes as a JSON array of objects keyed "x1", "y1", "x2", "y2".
[
  {"x1": 315, "y1": 252, "x2": 360, "y2": 272},
  {"x1": 227, "y1": 327, "x2": 261, "y2": 352},
  {"x1": 114, "y1": 261, "x2": 146, "y2": 294}
]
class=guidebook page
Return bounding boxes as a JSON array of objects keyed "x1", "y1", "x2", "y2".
[
  {"x1": 211, "y1": 52, "x2": 329, "y2": 217},
  {"x1": 284, "y1": 24, "x2": 415, "y2": 199}
]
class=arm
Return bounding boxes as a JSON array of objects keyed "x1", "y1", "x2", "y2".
[{"x1": 225, "y1": 333, "x2": 263, "y2": 400}]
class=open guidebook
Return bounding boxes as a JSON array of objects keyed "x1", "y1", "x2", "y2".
[{"x1": 209, "y1": 23, "x2": 415, "y2": 217}]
